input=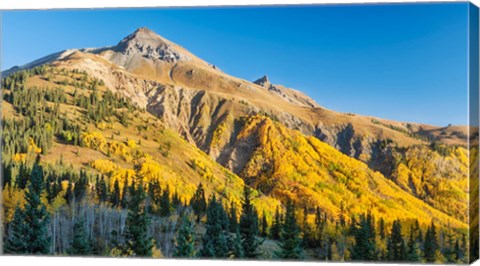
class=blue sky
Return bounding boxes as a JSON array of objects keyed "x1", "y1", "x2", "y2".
[{"x1": 1, "y1": 3, "x2": 469, "y2": 126}]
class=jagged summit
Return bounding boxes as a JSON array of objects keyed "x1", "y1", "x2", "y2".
[
  {"x1": 253, "y1": 75, "x2": 271, "y2": 88},
  {"x1": 135, "y1": 26, "x2": 155, "y2": 34},
  {"x1": 112, "y1": 27, "x2": 190, "y2": 63}
]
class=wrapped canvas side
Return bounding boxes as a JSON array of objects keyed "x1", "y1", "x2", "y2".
[{"x1": 469, "y1": 2, "x2": 480, "y2": 264}]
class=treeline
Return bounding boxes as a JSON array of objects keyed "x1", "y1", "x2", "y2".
[
  {"x1": 1, "y1": 156, "x2": 468, "y2": 263},
  {"x1": 2, "y1": 66, "x2": 143, "y2": 166}
]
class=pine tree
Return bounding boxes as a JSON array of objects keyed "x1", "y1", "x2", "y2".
[
  {"x1": 4, "y1": 207, "x2": 28, "y2": 253},
  {"x1": 270, "y1": 206, "x2": 282, "y2": 240},
  {"x1": 65, "y1": 180, "x2": 74, "y2": 204},
  {"x1": 123, "y1": 181, "x2": 153, "y2": 257},
  {"x1": 148, "y1": 179, "x2": 161, "y2": 214},
  {"x1": 96, "y1": 175, "x2": 108, "y2": 203},
  {"x1": 174, "y1": 215, "x2": 195, "y2": 258},
  {"x1": 232, "y1": 226, "x2": 244, "y2": 258},
  {"x1": 412, "y1": 219, "x2": 423, "y2": 244},
  {"x1": 120, "y1": 179, "x2": 129, "y2": 209},
  {"x1": 200, "y1": 195, "x2": 230, "y2": 258},
  {"x1": 172, "y1": 189, "x2": 182, "y2": 208},
  {"x1": 351, "y1": 213, "x2": 377, "y2": 261},
  {"x1": 302, "y1": 205, "x2": 314, "y2": 248},
  {"x1": 276, "y1": 200, "x2": 303, "y2": 259},
  {"x1": 239, "y1": 186, "x2": 262, "y2": 258},
  {"x1": 5, "y1": 159, "x2": 50, "y2": 254},
  {"x1": 454, "y1": 239, "x2": 463, "y2": 262},
  {"x1": 2, "y1": 162, "x2": 12, "y2": 188},
  {"x1": 443, "y1": 225, "x2": 456, "y2": 263},
  {"x1": 314, "y1": 206, "x2": 327, "y2": 252},
  {"x1": 73, "y1": 169, "x2": 88, "y2": 202},
  {"x1": 228, "y1": 201, "x2": 238, "y2": 233},
  {"x1": 160, "y1": 185, "x2": 172, "y2": 217},
  {"x1": 261, "y1": 211, "x2": 268, "y2": 237},
  {"x1": 68, "y1": 218, "x2": 91, "y2": 255},
  {"x1": 15, "y1": 163, "x2": 29, "y2": 189},
  {"x1": 407, "y1": 224, "x2": 421, "y2": 262},
  {"x1": 190, "y1": 183, "x2": 207, "y2": 223},
  {"x1": 379, "y1": 218, "x2": 386, "y2": 240},
  {"x1": 424, "y1": 220, "x2": 438, "y2": 262},
  {"x1": 387, "y1": 219, "x2": 406, "y2": 262},
  {"x1": 110, "y1": 179, "x2": 121, "y2": 208}
]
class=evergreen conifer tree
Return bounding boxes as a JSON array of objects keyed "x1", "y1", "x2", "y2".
[
  {"x1": 160, "y1": 185, "x2": 172, "y2": 217},
  {"x1": 123, "y1": 181, "x2": 153, "y2": 257},
  {"x1": 261, "y1": 211, "x2": 268, "y2": 237},
  {"x1": 228, "y1": 201, "x2": 238, "y2": 233},
  {"x1": 276, "y1": 200, "x2": 303, "y2": 259},
  {"x1": 351, "y1": 213, "x2": 377, "y2": 261},
  {"x1": 65, "y1": 180, "x2": 74, "y2": 204},
  {"x1": 96, "y1": 176, "x2": 108, "y2": 203},
  {"x1": 173, "y1": 215, "x2": 196, "y2": 258},
  {"x1": 270, "y1": 206, "x2": 282, "y2": 240},
  {"x1": 387, "y1": 219, "x2": 406, "y2": 262},
  {"x1": 110, "y1": 179, "x2": 121, "y2": 208},
  {"x1": 233, "y1": 226, "x2": 245, "y2": 258},
  {"x1": 379, "y1": 218, "x2": 386, "y2": 240},
  {"x1": 200, "y1": 195, "x2": 229, "y2": 258},
  {"x1": 190, "y1": 183, "x2": 207, "y2": 223},
  {"x1": 68, "y1": 218, "x2": 91, "y2": 255},
  {"x1": 4, "y1": 207, "x2": 28, "y2": 253},
  {"x1": 5, "y1": 159, "x2": 50, "y2": 254},
  {"x1": 407, "y1": 225, "x2": 421, "y2": 262},
  {"x1": 120, "y1": 179, "x2": 129, "y2": 209},
  {"x1": 454, "y1": 239, "x2": 463, "y2": 262},
  {"x1": 239, "y1": 186, "x2": 262, "y2": 258},
  {"x1": 73, "y1": 169, "x2": 88, "y2": 202},
  {"x1": 423, "y1": 220, "x2": 438, "y2": 262}
]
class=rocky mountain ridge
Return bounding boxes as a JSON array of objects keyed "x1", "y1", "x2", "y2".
[{"x1": 1, "y1": 27, "x2": 468, "y2": 177}]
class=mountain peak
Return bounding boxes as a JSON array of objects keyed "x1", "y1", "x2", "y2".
[
  {"x1": 253, "y1": 75, "x2": 271, "y2": 88},
  {"x1": 113, "y1": 27, "x2": 190, "y2": 63},
  {"x1": 134, "y1": 27, "x2": 155, "y2": 34}
]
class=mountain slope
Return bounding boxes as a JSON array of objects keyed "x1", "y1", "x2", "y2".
[
  {"x1": 3, "y1": 27, "x2": 466, "y2": 151},
  {"x1": 1, "y1": 27, "x2": 470, "y2": 227},
  {"x1": 219, "y1": 115, "x2": 466, "y2": 228},
  {"x1": 0, "y1": 66, "x2": 468, "y2": 231}
]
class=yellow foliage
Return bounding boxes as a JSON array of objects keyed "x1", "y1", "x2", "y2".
[
  {"x1": 136, "y1": 156, "x2": 163, "y2": 183},
  {"x1": 210, "y1": 122, "x2": 227, "y2": 148},
  {"x1": 12, "y1": 153, "x2": 27, "y2": 163},
  {"x1": 61, "y1": 180, "x2": 70, "y2": 191},
  {"x1": 152, "y1": 245, "x2": 163, "y2": 258},
  {"x1": 110, "y1": 169, "x2": 136, "y2": 194},
  {"x1": 96, "y1": 122, "x2": 112, "y2": 130},
  {"x1": 107, "y1": 141, "x2": 132, "y2": 162},
  {"x1": 126, "y1": 139, "x2": 137, "y2": 149},
  {"x1": 90, "y1": 159, "x2": 119, "y2": 174},
  {"x1": 2, "y1": 184, "x2": 26, "y2": 223},
  {"x1": 392, "y1": 146, "x2": 468, "y2": 222},
  {"x1": 81, "y1": 131, "x2": 107, "y2": 152},
  {"x1": 234, "y1": 115, "x2": 467, "y2": 229},
  {"x1": 28, "y1": 137, "x2": 42, "y2": 154}
]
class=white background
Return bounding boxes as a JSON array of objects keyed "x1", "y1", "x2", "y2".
[{"x1": 0, "y1": 0, "x2": 479, "y2": 265}]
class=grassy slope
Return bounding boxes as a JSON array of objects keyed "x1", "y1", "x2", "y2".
[
  {"x1": 3, "y1": 68, "x2": 281, "y2": 219},
  {"x1": 56, "y1": 50, "x2": 467, "y2": 149},
  {"x1": 3, "y1": 66, "x2": 467, "y2": 232}
]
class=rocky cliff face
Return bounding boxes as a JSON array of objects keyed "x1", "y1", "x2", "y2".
[
  {"x1": 2, "y1": 27, "x2": 467, "y2": 178},
  {"x1": 112, "y1": 27, "x2": 191, "y2": 63}
]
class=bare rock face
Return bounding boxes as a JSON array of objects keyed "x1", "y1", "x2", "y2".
[
  {"x1": 3, "y1": 27, "x2": 467, "y2": 181},
  {"x1": 253, "y1": 75, "x2": 271, "y2": 88},
  {"x1": 113, "y1": 27, "x2": 191, "y2": 63}
]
